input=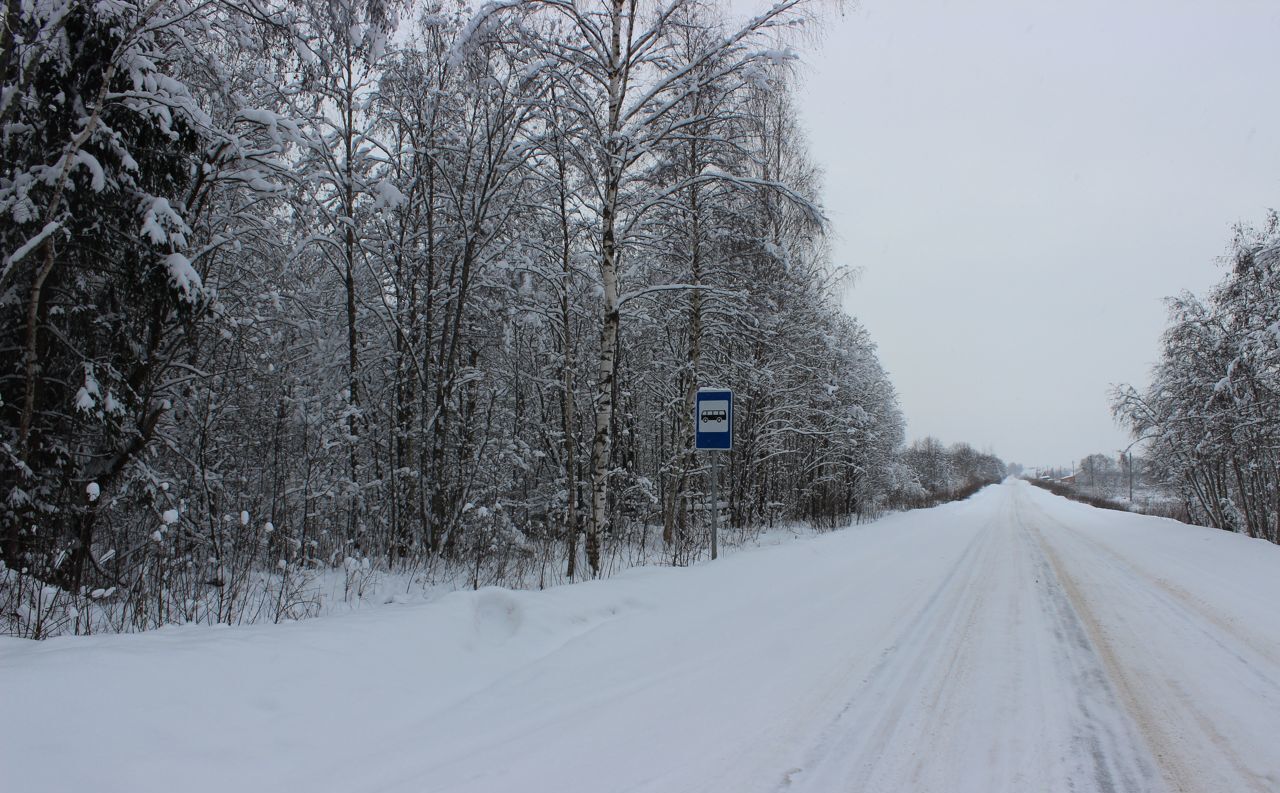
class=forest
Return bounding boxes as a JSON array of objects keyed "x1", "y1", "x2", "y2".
[{"x1": 0, "y1": 0, "x2": 1007, "y2": 637}]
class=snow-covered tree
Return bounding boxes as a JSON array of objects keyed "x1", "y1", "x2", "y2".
[
  {"x1": 1115, "y1": 213, "x2": 1280, "y2": 543},
  {"x1": 0, "y1": 0, "x2": 294, "y2": 597},
  {"x1": 2, "y1": 0, "x2": 935, "y2": 637}
]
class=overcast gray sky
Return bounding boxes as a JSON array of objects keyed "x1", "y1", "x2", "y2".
[{"x1": 787, "y1": 0, "x2": 1280, "y2": 468}]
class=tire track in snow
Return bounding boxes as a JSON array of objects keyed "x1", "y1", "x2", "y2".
[
  {"x1": 1023, "y1": 488, "x2": 1280, "y2": 793},
  {"x1": 1014, "y1": 498, "x2": 1163, "y2": 793},
  {"x1": 1032, "y1": 501, "x2": 1280, "y2": 676},
  {"x1": 774, "y1": 514, "x2": 998, "y2": 791},
  {"x1": 783, "y1": 490, "x2": 1161, "y2": 793}
]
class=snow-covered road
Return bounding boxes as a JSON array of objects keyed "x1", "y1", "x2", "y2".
[{"x1": 5, "y1": 480, "x2": 1280, "y2": 793}]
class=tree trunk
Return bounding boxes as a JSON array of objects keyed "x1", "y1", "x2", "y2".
[
  {"x1": 342, "y1": 54, "x2": 362, "y2": 540},
  {"x1": 664, "y1": 167, "x2": 703, "y2": 545},
  {"x1": 586, "y1": 0, "x2": 628, "y2": 576},
  {"x1": 555, "y1": 138, "x2": 580, "y2": 580}
]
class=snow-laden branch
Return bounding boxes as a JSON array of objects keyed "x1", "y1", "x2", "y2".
[
  {"x1": 0, "y1": 222, "x2": 61, "y2": 285},
  {"x1": 617, "y1": 282, "x2": 740, "y2": 308}
]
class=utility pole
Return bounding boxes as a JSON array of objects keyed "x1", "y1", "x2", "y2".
[{"x1": 1120, "y1": 437, "x2": 1148, "y2": 503}]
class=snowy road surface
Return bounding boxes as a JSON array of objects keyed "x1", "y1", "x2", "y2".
[{"x1": 5, "y1": 480, "x2": 1280, "y2": 793}]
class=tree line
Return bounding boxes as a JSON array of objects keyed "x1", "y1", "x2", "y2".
[
  {"x1": 1114, "y1": 213, "x2": 1280, "y2": 543},
  {"x1": 1, "y1": 0, "x2": 999, "y2": 636},
  {"x1": 898, "y1": 437, "x2": 1006, "y2": 506}
]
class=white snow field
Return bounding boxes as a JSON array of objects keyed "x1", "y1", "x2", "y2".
[{"x1": 4, "y1": 479, "x2": 1280, "y2": 793}]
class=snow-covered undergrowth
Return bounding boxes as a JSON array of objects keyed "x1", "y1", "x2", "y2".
[{"x1": 1, "y1": 520, "x2": 833, "y2": 639}]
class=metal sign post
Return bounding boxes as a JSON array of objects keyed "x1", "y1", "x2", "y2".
[
  {"x1": 711, "y1": 454, "x2": 718, "y2": 560},
  {"x1": 695, "y1": 388, "x2": 733, "y2": 560}
]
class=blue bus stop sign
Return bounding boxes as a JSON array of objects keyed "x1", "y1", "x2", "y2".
[{"x1": 695, "y1": 388, "x2": 733, "y2": 451}]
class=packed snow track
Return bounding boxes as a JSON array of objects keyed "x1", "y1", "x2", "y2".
[{"x1": 5, "y1": 480, "x2": 1280, "y2": 793}]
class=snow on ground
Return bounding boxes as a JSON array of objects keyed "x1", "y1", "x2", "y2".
[{"x1": 3, "y1": 480, "x2": 1280, "y2": 793}]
